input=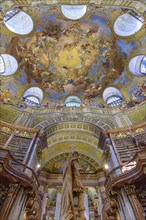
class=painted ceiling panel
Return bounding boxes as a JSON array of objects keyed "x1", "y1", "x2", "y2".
[{"x1": 0, "y1": 3, "x2": 145, "y2": 107}]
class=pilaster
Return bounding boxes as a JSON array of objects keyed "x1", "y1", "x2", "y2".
[
  {"x1": 124, "y1": 185, "x2": 145, "y2": 220},
  {"x1": 0, "y1": 184, "x2": 20, "y2": 220}
]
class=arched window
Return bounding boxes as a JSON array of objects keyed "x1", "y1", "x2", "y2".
[
  {"x1": 4, "y1": 10, "x2": 33, "y2": 35},
  {"x1": 140, "y1": 56, "x2": 146, "y2": 75},
  {"x1": 106, "y1": 96, "x2": 122, "y2": 107},
  {"x1": 129, "y1": 55, "x2": 146, "y2": 76},
  {"x1": 0, "y1": 54, "x2": 18, "y2": 76},
  {"x1": 103, "y1": 87, "x2": 122, "y2": 107},
  {"x1": 0, "y1": 56, "x2": 5, "y2": 74},
  {"x1": 24, "y1": 96, "x2": 40, "y2": 106},
  {"x1": 23, "y1": 87, "x2": 43, "y2": 106},
  {"x1": 61, "y1": 5, "x2": 87, "y2": 20},
  {"x1": 65, "y1": 96, "x2": 81, "y2": 107},
  {"x1": 114, "y1": 13, "x2": 143, "y2": 37}
]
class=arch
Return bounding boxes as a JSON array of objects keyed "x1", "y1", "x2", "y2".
[
  {"x1": 40, "y1": 149, "x2": 103, "y2": 172},
  {"x1": 35, "y1": 121, "x2": 105, "y2": 172},
  {"x1": 34, "y1": 119, "x2": 113, "y2": 132},
  {"x1": 37, "y1": 121, "x2": 101, "y2": 151},
  {"x1": 43, "y1": 121, "x2": 101, "y2": 138},
  {"x1": 46, "y1": 135, "x2": 98, "y2": 149}
]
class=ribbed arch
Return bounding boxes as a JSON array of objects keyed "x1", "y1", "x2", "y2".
[{"x1": 34, "y1": 117, "x2": 113, "y2": 131}]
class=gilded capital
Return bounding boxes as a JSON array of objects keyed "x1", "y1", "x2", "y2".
[{"x1": 124, "y1": 185, "x2": 136, "y2": 195}]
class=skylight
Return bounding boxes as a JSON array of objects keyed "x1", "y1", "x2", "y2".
[
  {"x1": 106, "y1": 96, "x2": 122, "y2": 107},
  {"x1": 140, "y1": 56, "x2": 146, "y2": 75},
  {"x1": 0, "y1": 56, "x2": 5, "y2": 74},
  {"x1": 23, "y1": 87, "x2": 43, "y2": 107},
  {"x1": 103, "y1": 87, "x2": 122, "y2": 107},
  {"x1": 0, "y1": 54, "x2": 18, "y2": 76},
  {"x1": 114, "y1": 13, "x2": 143, "y2": 37},
  {"x1": 61, "y1": 5, "x2": 87, "y2": 20},
  {"x1": 24, "y1": 96, "x2": 40, "y2": 106},
  {"x1": 129, "y1": 55, "x2": 145, "y2": 76},
  {"x1": 4, "y1": 10, "x2": 33, "y2": 35},
  {"x1": 65, "y1": 96, "x2": 81, "y2": 107}
]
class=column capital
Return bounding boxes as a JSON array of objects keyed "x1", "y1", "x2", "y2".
[
  {"x1": 124, "y1": 185, "x2": 145, "y2": 220},
  {"x1": 124, "y1": 185, "x2": 136, "y2": 195},
  {"x1": 56, "y1": 186, "x2": 62, "y2": 193},
  {"x1": 8, "y1": 184, "x2": 20, "y2": 195}
]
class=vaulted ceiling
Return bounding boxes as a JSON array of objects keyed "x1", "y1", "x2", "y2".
[
  {"x1": 0, "y1": 0, "x2": 145, "y2": 108},
  {"x1": 0, "y1": 0, "x2": 146, "y2": 175}
]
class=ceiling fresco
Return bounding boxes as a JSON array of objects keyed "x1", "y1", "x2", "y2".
[{"x1": 0, "y1": 4, "x2": 145, "y2": 105}]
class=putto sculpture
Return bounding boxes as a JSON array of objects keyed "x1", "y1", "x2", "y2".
[{"x1": 60, "y1": 151, "x2": 86, "y2": 220}]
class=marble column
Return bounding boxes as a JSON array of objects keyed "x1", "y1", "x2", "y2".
[
  {"x1": 27, "y1": 140, "x2": 39, "y2": 170},
  {"x1": 107, "y1": 140, "x2": 122, "y2": 175},
  {"x1": 124, "y1": 114, "x2": 132, "y2": 125},
  {"x1": 8, "y1": 187, "x2": 26, "y2": 220},
  {"x1": 96, "y1": 186, "x2": 104, "y2": 220},
  {"x1": 54, "y1": 193, "x2": 61, "y2": 220},
  {"x1": 1, "y1": 184, "x2": 20, "y2": 220},
  {"x1": 41, "y1": 190, "x2": 48, "y2": 220},
  {"x1": 120, "y1": 188, "x2": 136, "y2": 220},
  {"x1": 114, "y1": 113, "x2": 132, "y2": 128},
  {"x1": 84, "y1": 193, "x2": 89, "y2": 220},
  {"x1": 124, "y1": 185, "x2": 145, "y2": 220},
  {"x1": 116, "y1": 194, "x2": 127, "y2": 220},
  {"x1": 114, "y1": 115, "x2": 123, "y2": 128},
  {"x1": 23, "y1": 133, "x2": 38, "y2": 166}
]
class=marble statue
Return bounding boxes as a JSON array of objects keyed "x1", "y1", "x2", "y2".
[{"x1": 60, "y1": 151, "x2": 86, "y2": 220}]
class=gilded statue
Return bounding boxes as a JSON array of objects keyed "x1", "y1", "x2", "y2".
[{"x1": 60, "y1": 151, "x2": 86, "y2": 220}]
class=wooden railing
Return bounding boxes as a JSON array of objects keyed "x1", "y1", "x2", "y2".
[
  {"x1": 0, "y1": 120, "x2": 41, "y2": 165},
  {"x1": 0, "y1": 149, "x2": 39, "y2": 190},
  {"x1": 108, "y1": 122, "x2": 146, "y2": 163},
  {"x1": 105, "y1": 149, "x2": 146, "y2": 191}
]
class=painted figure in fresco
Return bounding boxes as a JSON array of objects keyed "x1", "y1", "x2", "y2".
[{"x1": 60, "y1": 151, "x2": 86, "y2": 220}]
